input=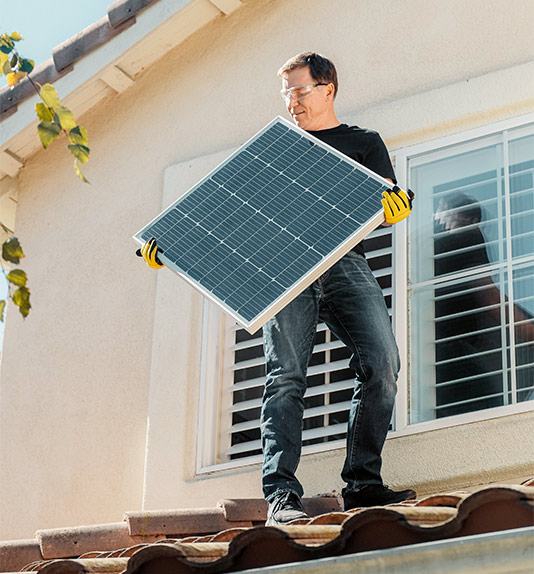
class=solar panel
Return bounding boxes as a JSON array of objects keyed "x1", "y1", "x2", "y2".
[{"x1": 134, "y1": 116, "x2": 393, "y2": 333}]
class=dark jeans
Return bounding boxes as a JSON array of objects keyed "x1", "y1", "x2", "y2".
[{"x1": 261, "y1": 252, "x2": 400, "y2": 501}]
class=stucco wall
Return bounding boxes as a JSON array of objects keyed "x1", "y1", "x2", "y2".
[{"x1": 0, "y1": 0, "x2": 533, "y2": 539}]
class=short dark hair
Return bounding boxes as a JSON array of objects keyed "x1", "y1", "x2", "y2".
[
  {"x1": 278, "y1": 52, "x2": 338, "y2": 97},
  {"x1": 439, "y1": 193, "x2": 483, "y2": 224}
]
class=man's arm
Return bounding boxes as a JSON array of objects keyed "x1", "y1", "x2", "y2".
[{"x1": 364, "y1": 136, "x2": 414, "y2": 225}]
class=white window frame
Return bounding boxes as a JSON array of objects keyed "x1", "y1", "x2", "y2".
[
  {"x1": 391, "y1": 112, "x2": 534, "y2": 438},
  {"x1": 197, "y1": 113, "x2": 534, "y2": 474}
]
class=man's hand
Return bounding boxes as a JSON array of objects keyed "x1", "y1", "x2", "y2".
[
  {"x1": 382, "y1": 186, "x2": 415, "y2": 224},
  {"x1": 136, "y1": 237, "x2": 164, "y2": 269}
]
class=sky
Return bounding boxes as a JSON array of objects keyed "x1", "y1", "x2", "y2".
[{"x1": 1, "y1": 0, "x2": 113, "y2": 66}]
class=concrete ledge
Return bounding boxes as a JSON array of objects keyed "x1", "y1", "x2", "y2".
[
  {"x1": 35, "y1": 522, "x2": 161, "y2": 560},
  {"x1": 218, "y1": 497, "x2": 342, "y2": 522},
  {"x1": 125, "y1": 507, "x2": 252, "y2": 536},
  {"x1": 0, "y1": 538, "x2": 42, "y2": 572}
]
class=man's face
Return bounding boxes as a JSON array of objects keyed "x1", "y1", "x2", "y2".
[{"x1": 281, "y1": 66, "x2": 333, "y2": 131}]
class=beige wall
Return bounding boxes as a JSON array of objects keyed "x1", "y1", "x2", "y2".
[{"x1": 0, "y1": 0, "x2": 533, "y2": 539}]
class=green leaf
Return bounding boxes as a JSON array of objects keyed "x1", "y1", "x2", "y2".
[
  {"x1": 10, "y1": 31, "x2": 23, "y2": 42},
  {"x1": 2, "y1": 58, "x2": 11, "y2": 76},
  {"x1": 0, "y1": 35, "x2": 14, "y2": 54},
  {"x1": 2, "y1": 237, "x2": 25, "y2": 264},
  {"x1": 13, "y1": 286, "x2": 31, "y2": 318},
  {"x1": 6, "y1": 269, "x2": 27, "y2": 287},
  {"x1": 37, "y1": 121, "x2": 62, "y2": 149},
  {"x1": 35, "y1": 102, "x2": 54, "y2": 122},
  {"x1": 74, "y1": 160, "x2": 90, "y2": 183},
  {"x1": 40, "y1": 83, "x2": 61, "y2": 109},
  {"x1": 0, "y1": 300, "x2": 5, "y2": 322},
  {"x1": 10, "y1": 53, "x2": 17, "y2": 68},
  {"x1": 68, "y1": 126, "x2": 88, "y2": 147},
  {"x1": 56, "y1": 105, "x2": 77, "y2": 131},
  {"x1": 68, "y1": 144, "x2": 90, "y2": 165},
  {"x1": 19, "y1": 58, "x2": 34, "y2": 74}
]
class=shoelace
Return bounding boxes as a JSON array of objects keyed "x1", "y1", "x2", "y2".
[{"x1": 274, "y1": 491, "x2": 302, "y2": 513}]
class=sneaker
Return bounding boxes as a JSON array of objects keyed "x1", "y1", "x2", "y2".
[
  {"x1": 266, "y1": 491, "x2": 309, "y2": 526},
  {"x1": 343, "y1": 484, "x2": 416, "y2": 510}
]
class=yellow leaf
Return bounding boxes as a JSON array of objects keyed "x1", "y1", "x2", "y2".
[
  {"x1": 0, "y1": 52, "x2": 8, "y2": 76},
  {"x1": 56, "y1": 106, "x2": 77, "y2": 131},
  {"x1": 6, "y1": 71, "x2": 26, "y2": 86},
  {"x1": 13, "y1": 286, "x2": 31, "y2": 318},
  {"x1": 2, "y1": 58, "x2": 11, "y2": 76},
  {"x1": 35, "y1": 102, "x2": 54, "y2": 122},
  {"x1": 68, "y1": 126, "x2": 88, "y2": 147},
  {"x1": 10, "y1": 31, "x2": 23, "y2": 41},
  {"x1": 37, "y1": 121, "x2": 61, "y2": 149},
  {"x1": 74, "y1": 160, "x2": 90, "y2": 184},
  {"x1": 40, "y1": 83, "x2": 61, "y2": 109},
  {"x1": 68, "y1": 144, "x2": 90, "y2": 165}
]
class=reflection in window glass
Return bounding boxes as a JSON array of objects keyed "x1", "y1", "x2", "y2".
[
  {"x1": 513, "y1": 265, "x2": 534, "y2": 403},
  {"x1": 408, "y1": 125, "x2": 534, "y2": 424}
]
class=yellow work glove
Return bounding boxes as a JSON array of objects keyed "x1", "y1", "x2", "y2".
[
  {"x1": 382, "y1": 186, "x2": 415, "y2": 224},
  {"x1": 136, "y1": 237, "x2": 164, "y2": 269}
]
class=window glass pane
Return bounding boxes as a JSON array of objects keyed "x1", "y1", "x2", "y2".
[
  {"x1": 408, "y1": 123, "x2": 534, "y2": 425},
  {"x1": 410, "y1": 271, "x2": 509, "y2": 423},
  {"x1": 512, "y1": 264, "x2": 534, "y2": 403},
  {"x1": 509, "y1": 132, "x2": 534, "y2": 260},
  {"x1": 409, "y1": 140, "x2": 504, "y2": 285}
]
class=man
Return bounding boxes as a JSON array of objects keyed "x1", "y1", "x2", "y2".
[
  {"x1": 259, "y1": 52, "x2": 415, "y2": 525},
  {"x1": 139, "y1": 52, "x2": 415, "y2": 526}
]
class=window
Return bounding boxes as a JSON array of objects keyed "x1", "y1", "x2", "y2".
[
  {"x1": 198, "y1": 227, "x2": 394, "y2": 469},
  {"x1": 197, "y1": 116, "x2": 534, "y2": 472},
  {"x1": 407, "y1": 122, "x2": 534, "y2": 424}
]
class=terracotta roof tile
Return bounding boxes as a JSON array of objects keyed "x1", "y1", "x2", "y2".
[
  {"x1": 107, "y1": 0, "x2": 159, "y2": 27},
  {"x1": 119, "y1": 485, "x2": 534, "y2": 573},
  {"x1": 0, "y1": 60, "x2": 73, "y2": 118},
  {"x1": 25, "y1": 557, "x2": 128, "y2": 573},
  {"x1": 413, "y1": 493, "x2": 464, "y2": 507},
  {"x1": 52, "y1": 16, "x2": 135, "y2": 72},
  {"x1": 2, "y1": 483, "x2": 533, "y2": 574},
  {"x1": 307, "y1": 512, "x2": 347, "y2": 525}
]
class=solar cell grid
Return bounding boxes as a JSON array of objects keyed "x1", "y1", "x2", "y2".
[{"x1": 135, "y1": 116, "x2": 392, "y2": 332}]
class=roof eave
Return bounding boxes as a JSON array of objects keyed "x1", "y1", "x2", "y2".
[{"x1": 0, "y1": 0, "x2": 242, "y2": 180}]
